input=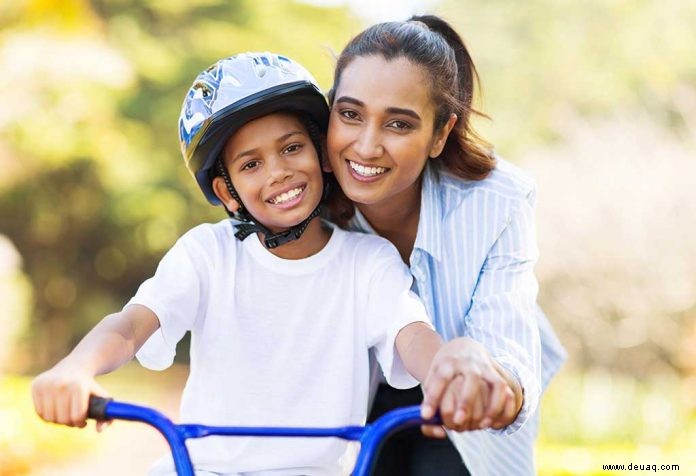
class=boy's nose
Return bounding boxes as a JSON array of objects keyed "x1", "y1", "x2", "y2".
[{"x1": 268, "y1": 158, "x2": 293, "y2": 182}]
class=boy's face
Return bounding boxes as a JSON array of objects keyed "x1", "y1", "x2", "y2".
[{"x1": 214, "y1": 112, "x2": 323, "y2": 233}]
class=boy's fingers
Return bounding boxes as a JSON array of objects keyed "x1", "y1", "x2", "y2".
[
  {"x1": 421, "y1": 424, "x2": 447, "y2": 439},
  {"x1": 55, "y1": 392, "x2": 72, "y2": 425},
  {"x1": 31, "y1": 386, "x2": 44, "y2": 419},
  {"x1": 41, "y1": 394, "x2": 55, "y2": 423},
  {"x1": 71, "y1": 389, "x2": 88, "y2": 427}
]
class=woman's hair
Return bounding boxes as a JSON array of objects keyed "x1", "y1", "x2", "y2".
[{"x1": 328, "y1": 14, "x2": 495, "y2": 182}]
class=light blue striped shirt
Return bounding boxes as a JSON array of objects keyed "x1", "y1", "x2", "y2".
[{"x1": 348, "y1": 158, "x2": 566, "y2": 475}]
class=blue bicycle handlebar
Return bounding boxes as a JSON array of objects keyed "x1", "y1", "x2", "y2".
[{"x1": 88, "y1": 396, "x2": 441, "y2": 476}]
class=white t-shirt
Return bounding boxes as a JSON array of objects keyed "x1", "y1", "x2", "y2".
[{"x1": 128, "y1": 220, "x2": 431, "y2": 475}]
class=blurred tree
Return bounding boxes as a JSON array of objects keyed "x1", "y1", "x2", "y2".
[
  {"x1": 0, "y1": 0, "x2": 355, "y2": 371},
  {"x1": 1, "y1": 0, "x2": 695, "y2": 378}
]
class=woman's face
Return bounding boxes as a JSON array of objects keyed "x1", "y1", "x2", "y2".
[{"x1": 327, "y1": 55, "x2": 448, "y2": 208}]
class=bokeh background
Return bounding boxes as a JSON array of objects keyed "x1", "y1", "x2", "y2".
[{"x1": 1, "y1": 0, "x2": 695, "y2": 474}]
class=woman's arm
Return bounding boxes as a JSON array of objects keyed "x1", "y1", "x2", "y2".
[
  {"x1": 31, "y1": 304, "x2": 159, "y2": 429},
  {"x1": 462, "y1": 189, "x2": 544, "y2": 434}
]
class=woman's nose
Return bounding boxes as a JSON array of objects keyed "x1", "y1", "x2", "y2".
[{"x1": 353, "y1": 126, "x2": 384, "y2": 160}]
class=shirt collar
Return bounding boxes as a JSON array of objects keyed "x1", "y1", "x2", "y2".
[
  {"x1": 412, "y1": 161, "x2": 445, "y2": 262},
  {"x1": 348, "y1": 161, "x2": 453, "y2": 263}
]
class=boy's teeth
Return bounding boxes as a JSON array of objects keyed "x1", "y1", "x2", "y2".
[
  {"x1": 349, "y1": 161, "x2": 387, "y2": 177},
  {"x1": 270, "y1": 187, "x2": 303, "y2": 204}
]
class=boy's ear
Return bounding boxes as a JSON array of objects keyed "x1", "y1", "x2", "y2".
[
  {"x1": 212, "y1": 176, "x2": 240, "y2": 213},
  {"x1": 319, "y1": 136, "x2": 332, "y2": 173}
]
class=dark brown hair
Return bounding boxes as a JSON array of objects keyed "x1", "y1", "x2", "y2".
[{"x1": 329, "y1": 15, "x2": 495, "y2": 183}]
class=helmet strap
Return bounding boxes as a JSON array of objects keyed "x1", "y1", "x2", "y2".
[{"x1": 215, "y1": 159, "x2": 323, "y2": 249}]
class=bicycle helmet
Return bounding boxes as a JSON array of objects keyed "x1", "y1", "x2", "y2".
[{"x1": 178, "y1": 52, "x2": 330, "y2": 248}]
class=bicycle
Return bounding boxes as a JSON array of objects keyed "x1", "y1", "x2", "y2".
[{"x1": 88, "y1": 396, "x2": 442, "y2": 475}]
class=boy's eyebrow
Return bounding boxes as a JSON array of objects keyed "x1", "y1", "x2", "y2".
[
  {"x1": 335, "y1": 96, "x2": 421, "y2": 121},
  {"x1": 230, "y1": 130, "x2": 305, "y2": 163}
]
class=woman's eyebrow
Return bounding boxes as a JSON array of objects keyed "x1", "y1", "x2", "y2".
[
  {"x1": 384, "y1": 107, "x2": 421, "y2": 121},
  {"x1": 335, "y1": 96, "x2": 421, "y2": 121},
  {"x1": 335, "y1": 96, "x2": 365, "y2": 107}
]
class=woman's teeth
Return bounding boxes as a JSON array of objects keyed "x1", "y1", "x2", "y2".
[
  {"x1": 349, "y1": 161, "x2": 387, "y2": 177},
  {"x1": 269, "y1": 187, "x2": 304, "y2": 204}
]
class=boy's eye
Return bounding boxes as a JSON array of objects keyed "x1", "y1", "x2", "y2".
[
  {"x1": 388, "y1": 120, "x2": 412, "y2": 131},
  {"x1": 283, "y1": 143, "x2": 303, "y2": 154},
  {"x1": 241, "y1": 160, "x2": 260, "y2": 171}
]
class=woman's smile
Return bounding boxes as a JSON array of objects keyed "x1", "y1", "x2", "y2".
[{"x1": 347, "y1": 159, "x2": 390, "y2": 181}]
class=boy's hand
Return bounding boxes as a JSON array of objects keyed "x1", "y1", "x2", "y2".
[
  {"x1": 31, "y1": 362, "x2": 111, "y2": 431},
  {"x1": 420, "y1": 337, "x2": 519, "y2": 436}
]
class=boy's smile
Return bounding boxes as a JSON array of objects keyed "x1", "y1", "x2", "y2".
[{"x1": 216, "y1": 112, "x2": 324, "y2": 234}]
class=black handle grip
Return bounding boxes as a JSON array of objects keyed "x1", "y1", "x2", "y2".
[{"x1": 88, "y1": 395, "x2": 113, "y2": 420}]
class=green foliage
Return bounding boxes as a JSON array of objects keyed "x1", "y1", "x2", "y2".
[
  {"x1": 1, "y1": 0, "x2": 695, "y2": 376},
  {"x1": 0, "y1": 0, "x2": 355, "y2": 369}
]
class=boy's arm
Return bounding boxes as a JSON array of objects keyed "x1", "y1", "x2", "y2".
[
  {"x1": 31, "y1": 304, "x2": 159, "y2": 429},
  {"x1": 394, "y1": 321, "x2": 443, "y2": 382}
]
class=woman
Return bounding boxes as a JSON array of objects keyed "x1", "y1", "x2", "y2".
[{"x1": 324, "y1": 15, "x2": 566, "y2": 476}]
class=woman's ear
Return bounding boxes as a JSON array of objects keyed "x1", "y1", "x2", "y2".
[
  {"x1": 429, "y1": 113, "x2": 458, "y2": 159},
  {"x1": 212, "y1": 176, "x2": 240, "y2": 213}
]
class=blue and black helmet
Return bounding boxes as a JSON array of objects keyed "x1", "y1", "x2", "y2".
[{"x1": 178, "y1": 52, "x2": 330, "y2": 206}]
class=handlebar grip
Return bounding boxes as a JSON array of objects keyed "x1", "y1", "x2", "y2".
[{"x1": 88, "y1": 395, "x2": 113, "y2": 420}]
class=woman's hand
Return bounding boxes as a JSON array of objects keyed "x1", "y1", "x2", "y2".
[
  {"x1": 31, "y1": 361, "x2": 111, "y2": 431},
  {"x1": 420, "y1": 337, "x2": 521, "y2": 437}
]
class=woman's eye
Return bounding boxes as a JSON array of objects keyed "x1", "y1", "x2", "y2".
[
  {"x1": 339, "y1": 109, "x2": 359, "y2": 121},
  {"x1": 388, "y1": 120, "x2": 411, "y2": 131}
]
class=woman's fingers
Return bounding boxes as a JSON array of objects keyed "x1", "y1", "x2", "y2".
[
  {"x1": 481, "y1": 372, "x2": 509, "y2": 428},
  {"x1": 438, "y1": 377, "x2": 460, "y2": 428},
  {"x1": 468, "y1": 381, "x2": 487, "y2": 430},
  {"x1": 421, "y1": 360, "x2": 456, "y2": 419},
  {"x1": 488, "y1": 386, "x2": 514, "y2": 429}
]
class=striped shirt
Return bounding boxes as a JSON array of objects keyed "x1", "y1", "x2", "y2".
[{"x1": 348, "y1": 158, "x2": 567, "y2": 476}]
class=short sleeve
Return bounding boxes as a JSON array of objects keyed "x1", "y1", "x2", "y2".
[
  {"x1": 365, "y1": 244, "x2": 432, "y2": 389},
  {"x1": 130, "y1": 229, "x2": 212, "y2": 370},
  {"x1": 465, "y1": 188, "x2": 542, "y2": 435}
]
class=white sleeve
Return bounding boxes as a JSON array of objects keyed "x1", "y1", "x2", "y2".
[
  {"x1": 365, "y1": 244, "x2": 432, "y2": 389},
  {"x1": 129, "y1": 229, "x2": 211, "y2": 371}
]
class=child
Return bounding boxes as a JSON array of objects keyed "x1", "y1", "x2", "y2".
[{"x1": 31, "y1": 52, "x2": 514, "y2": 475}]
